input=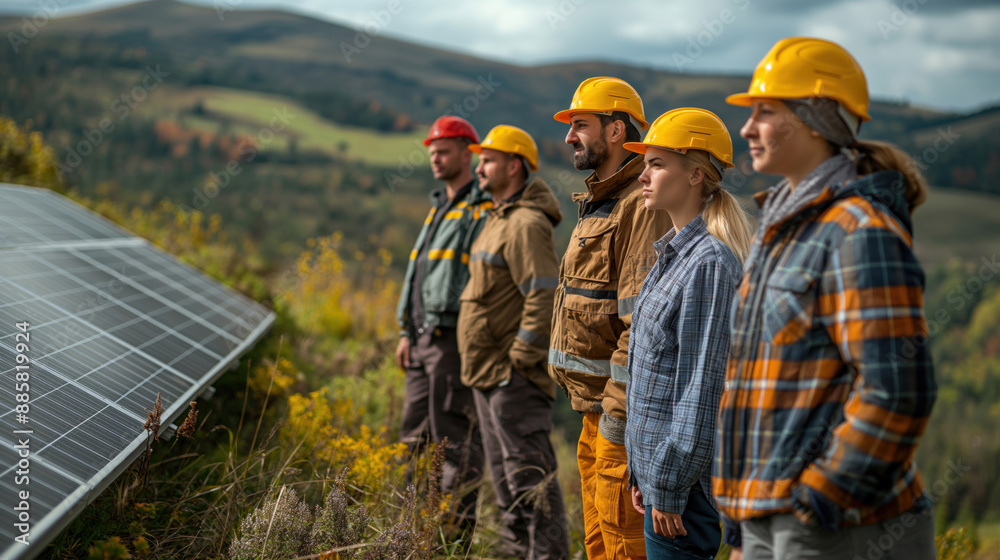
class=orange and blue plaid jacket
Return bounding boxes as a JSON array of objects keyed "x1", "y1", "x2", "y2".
[{"x1": 713, "y1": 170, "x2": 937, "y2": 527}]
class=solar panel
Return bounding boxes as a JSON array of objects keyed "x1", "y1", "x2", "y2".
[
  {"x1": 0, "y1": 184, "x2": 275, "y2": 559},
  {"x1": 0, "y1": 185, "x2": 132, "y2": 249}
]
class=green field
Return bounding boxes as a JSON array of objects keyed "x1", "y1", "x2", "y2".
[
  {"x1": 153, "y1": 86, "x2": 428, "y2": 166},
  {"x1": 912, "y1": 187, "x2": 1000, "y2": 266}
]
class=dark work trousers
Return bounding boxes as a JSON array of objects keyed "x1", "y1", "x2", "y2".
[
  {"x1": 400, "y1": 327, "x2": 483, "y2": 529},
  {"x1": 643, "y1": 482, "x2": 722, "y2": 559},
  {"x1": 474, "y1": 368, "x2": 570, "y2": 560}
]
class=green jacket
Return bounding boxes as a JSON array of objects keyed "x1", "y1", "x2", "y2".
[{"x1": 396, "y1": 181, "x2": 492, "y2": 338}]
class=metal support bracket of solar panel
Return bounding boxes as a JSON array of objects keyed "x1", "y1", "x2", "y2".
[{"x1": 0, "y1": 184, "x2": 275, "y2": 560}]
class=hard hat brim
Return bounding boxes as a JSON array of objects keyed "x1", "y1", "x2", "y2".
[
  {"x1": 553, "y1": 109, "x2": 576, "y2": 124},
  {"x1": 725, "y1": 92, "x2": 755, "y2": 107},
  {"x1": 426, "y1": 135, "x2": 476, "y2": 146},
  {"x1": 623, "y1": 142, "x2": 648, "y2": 155},
  {"x1": 623, "y1": 142, "x2": 737, "y2": 170},
  {"x1": 554, "y1": 109, "x2": 649, "y2": 130},
  {"x1": 468, "y1": 144, "x2": 538, "y2": 171},
  {"x1": 726, "y1": 91, "x2": 872, "y2": 122}
]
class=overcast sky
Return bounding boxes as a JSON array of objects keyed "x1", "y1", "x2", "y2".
[{"x1": 3, "y1": 0, "x2": 998, "y2": 112}]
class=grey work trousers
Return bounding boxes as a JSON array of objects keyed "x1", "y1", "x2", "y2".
[
  {"x1": 400, "y1": 328, "x2": 483, "y2": 527},
  {"x1": 474, "y1": 368, "x2": 570, "y2": 560},
  {"x1": 742, "y1": 507, "x2": 936, "y2": 560}
]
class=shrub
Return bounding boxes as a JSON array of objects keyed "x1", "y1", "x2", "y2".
[
  {"x1": 229, "y1": 487, "x2": 313, "y2": 560},
  {"x1": 309, "y1": 474, "x2": 372, "y2": 558}
]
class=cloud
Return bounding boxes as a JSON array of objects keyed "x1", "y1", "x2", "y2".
[{"x1": 0, "y1": 0, "x2": 996, "y2": 110}]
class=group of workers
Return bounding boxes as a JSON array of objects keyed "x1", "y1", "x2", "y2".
[{"x1": 394, "y1": 37, "x2": 938, "y2": 560}]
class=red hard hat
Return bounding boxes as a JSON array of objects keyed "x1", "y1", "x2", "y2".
[{"x1": 423, "y1": 116, "x2": 479, "y2": 146}]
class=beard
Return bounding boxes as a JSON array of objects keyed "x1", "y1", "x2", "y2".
[
  {"x1": 478, "y1": 172, "x2": 507, "y2": 194},
  {"x1": 434, "y1": 163, "x2": 463, "y2": 182},
  {"x1": 571, "y1": 134, "x2": 610, "y2": 171}
]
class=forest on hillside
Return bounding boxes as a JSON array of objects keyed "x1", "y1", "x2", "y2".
[
  {"x1": 2, "y1": 107, "x2": 998, "y2": 559},
  {"x1": 3, "y1": 32, "x2": 1000, "y2": 269}
]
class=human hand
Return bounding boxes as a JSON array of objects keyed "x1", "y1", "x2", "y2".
[
  {"x1": 729, "y1": 547, "x2": 742, "y2": 560},
  {"x1": 395, "y1": 336, "x2": 411, "y2": 369},
  {"x1": 631, "y1": 486, "x2": 645, "y2": 515},
  {"x1": 651, "y1": 507, "x2": 687, "y2": 538}
]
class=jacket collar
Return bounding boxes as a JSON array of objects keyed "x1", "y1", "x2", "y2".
[
  {"x1": 576, "y1": 152, "x2": 643, "y2": 203},
  {"x1": 654, "y1": 214, "x2": 708, "y2": 260},
  {"x1": 757, "y1": 170, "x2": 912, "y2": 244},
  {"x1": 429, "y1": 178, "x2": 481, "y2": 207},
  {"x1": 492, "y1": 177, "x2": 563, "y2": 226}
]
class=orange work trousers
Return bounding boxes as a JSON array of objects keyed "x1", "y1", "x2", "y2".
[{"x1": 579, "y1": 412, "x2": 646, "y2": 560}]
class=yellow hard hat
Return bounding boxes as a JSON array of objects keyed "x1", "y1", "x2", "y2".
[
  {"x1": 624, "y1": 108, "x2": 734, "y2": 176},
  {"x1": 469, "y1": 125, "x2": 539, "y2": 172},
  {"x1": 553, "y1": 76, "x2": 648, "y2": 130},
  {"x1": 726, "y1": 37, "x2": 870, "y2": 122}
]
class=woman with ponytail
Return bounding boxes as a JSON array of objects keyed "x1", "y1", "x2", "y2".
[
  {"x1": 621, "y1": 107, "x2": 753, "y2": 559},
  {"x1": 713, "y1": 37, "x2": 936, "y2": 560}
]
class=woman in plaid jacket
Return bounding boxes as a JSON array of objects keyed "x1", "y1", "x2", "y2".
[
  {"x1": 713, "y1": 38, "x2": 937, "y2": 560},
  {"x1": 622, "y1": 108, "x2": 753, "y2": 559}
]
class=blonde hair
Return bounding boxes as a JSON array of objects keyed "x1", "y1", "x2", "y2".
[
  {"x1": 682, "y1": 150, "x2": 754, "y2": 263},
  {"x1": 854, "y1": 140, "x2": 928, "y2": 213}
]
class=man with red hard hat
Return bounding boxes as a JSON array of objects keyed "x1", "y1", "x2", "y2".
[{"x1": 396, "y1": 115, "x2": 491, "y2": 534}]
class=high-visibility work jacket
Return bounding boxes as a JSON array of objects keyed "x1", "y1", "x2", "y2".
[
  {"x1": 396, "y1": 181, "x2": 492, "y2": 339},
  {"x1": 548, "y1": 155, "x2": 673, "y2": 438}
]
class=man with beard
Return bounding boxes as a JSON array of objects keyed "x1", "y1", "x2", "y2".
[
  {"x1": 396, "y1": 115, "x2": 490, "y2": 535},
  {"x1": 458, "y1": 125, "x2": 570, "y2": 559},
  {"x1": 549, "y1": 78, "x2": 673, "y2": 560}
]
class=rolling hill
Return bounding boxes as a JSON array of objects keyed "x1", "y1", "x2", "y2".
[
  {"x1": 0, "y1": 0, "x2": 998, "y2": 265},
  {"x1": 1, "y1": 0, "x2": 984, "y2": 145}
]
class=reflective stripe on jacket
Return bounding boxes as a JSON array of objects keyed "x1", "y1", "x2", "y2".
[
  {"x1": 458, "y1": 178, "x2": 562, "y2": 397},
  {"x1": 548, "y1": 155, "x2": 673, "y2": 424},
  {"x1": 396, "y1": 182, "x2": 492, "y2": 337}
]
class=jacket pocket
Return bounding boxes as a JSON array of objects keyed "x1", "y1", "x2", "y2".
[
  {"x1": 763, "y1": 269, "x2": 819, "y2": 345},
  {"x1": 563, "y1": 220, "x2": 616, "y2": 283},
  {"x1": 561, "y1": 290, "x2": 622, "y2": 360},
  {"x1": 458, "y1": 309, "x2": 504, "y2": 387}
]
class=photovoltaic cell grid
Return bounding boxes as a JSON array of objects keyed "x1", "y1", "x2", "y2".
[
  {"x1": 0, "y1": 185, "x2": 274, "y2": 559},
  {"x1": 0, "y1": 185, "x2": 130, "y2": 249}
]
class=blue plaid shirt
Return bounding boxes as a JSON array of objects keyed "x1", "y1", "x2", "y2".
[{"x1": 625, "y1": 215, "x2": 742, "y2": 513}]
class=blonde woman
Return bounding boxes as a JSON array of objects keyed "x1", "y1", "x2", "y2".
[
  {"x1": 714, "y1": 37, "x2": 937, "y2": 560},
  {"x1": 623, "y1": 108, "x2": 752, "y2": 559}
]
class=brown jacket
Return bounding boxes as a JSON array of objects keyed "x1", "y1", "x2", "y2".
[
  {"x1": 458, "y1": 177, "x2": 563, "y2": 398},
  {"x1": 548, "y1": 155, "x2": 673, "y2": 442}
]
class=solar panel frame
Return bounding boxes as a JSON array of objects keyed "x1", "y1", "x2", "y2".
[{"x1": 0, "y1": 184, "x2": 275, "y2": 560}]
